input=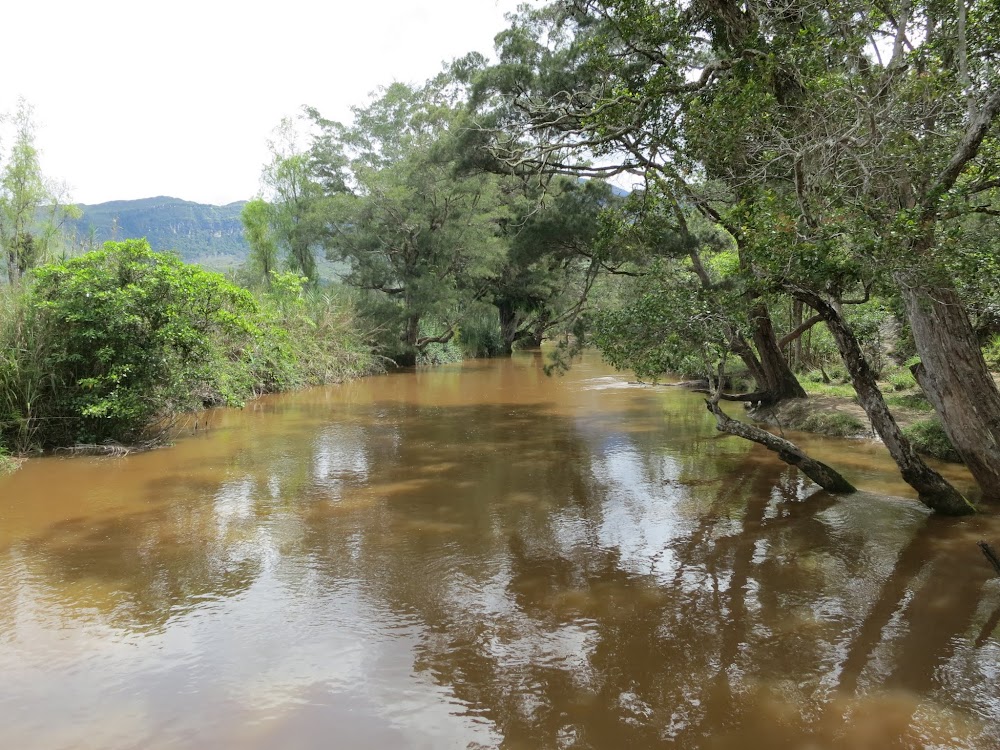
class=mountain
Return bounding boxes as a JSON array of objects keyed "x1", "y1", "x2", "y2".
[{"x1": 66, "y1": 196, "x2": 250, "y2": 271}]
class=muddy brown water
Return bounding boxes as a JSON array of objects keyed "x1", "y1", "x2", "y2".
[{"x1": 1, "y1": 351, "x2": 998, "y2": 750}]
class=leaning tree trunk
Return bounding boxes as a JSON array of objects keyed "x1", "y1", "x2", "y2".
[
  {"x1": 792, "y1": 288, "x2": 974, "y2": 515},
  {"x1": 704, "y1": 369, "x2": 854, "y2": 493},
  {"x1": 897, "y1": 273, "x2": 1000, "y2": 504}
]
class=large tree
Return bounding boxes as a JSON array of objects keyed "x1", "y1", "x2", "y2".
[
  {"x1": 472, "y1": 1, "x2": 807, "y2": 404},
  {"x1": 474, "y1": 0, "x2": 1000, "y2": 512},
  {"x1": 491, "y1": 176, "x2": 626, "y2": 354},
  {"x1": 306, "y1": 80, "x2": 510, "y2": 364}
]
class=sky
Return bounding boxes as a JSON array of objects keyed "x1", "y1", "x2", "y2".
[{"x1": 0, "y1": 0, "x2": 525, "y2": 206}]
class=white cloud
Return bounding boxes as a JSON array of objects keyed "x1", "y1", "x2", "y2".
[{"x1": 1, "y1": 0, "x2": 524, "y2": 205}]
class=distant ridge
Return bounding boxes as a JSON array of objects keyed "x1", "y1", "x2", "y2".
[{"x1": 66, "y1": 196, "x2": 250, "y2": 271}]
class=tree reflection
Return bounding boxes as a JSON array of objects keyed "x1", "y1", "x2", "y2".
[{"x1": 0, "y1": 363, "x2": 997, "y2": 749}]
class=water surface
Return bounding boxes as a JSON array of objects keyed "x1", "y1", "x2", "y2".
[{"x1": 1, "y1": 351, "x2": 998, "y2": 749}]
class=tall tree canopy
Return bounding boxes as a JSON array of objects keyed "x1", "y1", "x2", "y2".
[
  {"x1": 306, "y1": 79, "x2": 511, "y2": 363},
  {"x1": 472, "y1": 0, "x2": 1000, "y2": 512}
]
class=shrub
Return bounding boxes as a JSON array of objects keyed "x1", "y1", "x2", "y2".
[
  {"x1": 17, "y1": 239, "x2": 268, "y2": 447},
  {"x1": 902, "y1": 418, "x2": 961, "y2": 462},
  {"x1": 0, "y1": 446, "x2": 16, "y2": 474},
  {"x1": 984, "y1": 334, "x2": 1000, "y2": 370},
  {"x1": 255, "y1": 276, "x2": 380, "y2": 386},
  {"x1": 0, "y1": 243, "x2": 379, "y2": 453}
]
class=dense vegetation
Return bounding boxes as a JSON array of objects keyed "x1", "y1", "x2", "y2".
[{"x1": 0, "y1": 240, "x2": 377, "y2": 454}]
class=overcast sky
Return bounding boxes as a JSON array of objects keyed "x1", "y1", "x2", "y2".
[{"x1": 0, "y1": 0, "x2": 524, "y2": 205}]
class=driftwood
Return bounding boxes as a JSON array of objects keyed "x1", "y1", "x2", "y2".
[
  {"x1": 54, "y1": 441, "x2": 158, "y2": 457},
  {"x1": 693, "y1": 388, "x2": 775, "y2": 406},
  {"x1": 979, "y1": 541, "x2": 1000, "y2": 576}
]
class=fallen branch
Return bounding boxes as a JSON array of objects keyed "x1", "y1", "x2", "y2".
[{"x1": 703, "y1": 361, "x2": 855, "y2": 494}]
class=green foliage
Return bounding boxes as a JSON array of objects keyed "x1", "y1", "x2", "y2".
[
  {"x1": 902, "y1": 418, "x2": 962, "y2": 463},
  {"x1": 256, "y1": 278, "x2": 380, "y2": 385},
  {"x1": 0, "y1": 240, "x2": 378, "y2": 452},
  {"x1": 800, "y1": 380, "x2": 858, "y2": 399},
  {"x1": 984, "y1": 335, "x2": 1000, "y2": 369},
  {"x1": 885, "y1": 392, "x2": 933, "y2": 412},
  {"x1": 240, "y1": 198, "x2": 280, "y2": 285},
  {"x1": 257, "y1": 119, "x2": 329, "y2": 283},
  {"x1": 23, "y1": 239, "x2": 265, "y2": 446},
  {"x1": 886, "y1": 367, "x2": 918, "y2": 392},
  {"x1": 457, "y1": 304, "x2": 506, "y2": 358},
  {"x1": 308, "y1": 79, "x2": 510, "y2": 359},
  {"x1": 416, "y1": 323, "x2": 464, "y2": 366},
  {"x1": 1, "y1": 99, "x2": 76, "y2": 284},
  {"x1": 591, "y1": 259, "x2": 731, "y2": 380},
  {"x1": 0, "y1": 446, "x2": 15, "y2": 474}
]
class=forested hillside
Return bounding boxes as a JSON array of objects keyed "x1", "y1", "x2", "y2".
[{"x1": 66, "y1": 197, "x2": 249, "y2": 269}]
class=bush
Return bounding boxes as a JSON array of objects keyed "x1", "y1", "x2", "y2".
[
  {"x1": 0, "y1": 446, "x2": 16, "y2": 475},
  {"x1": 0, "y1": 241, "x2": 378, "y2": 452},
  {"x1": 984, "y1": 334, "x2": 1000, "y2": 370},
  {"x1": 256, "y1": 275, "x2": 380, "y2": 386},
  {"x1": 902, "y1": 418, "x2": 962, "y2": 462},
  {"x1": 21, "y1": 239, "x2": 269, "y2": 447}
]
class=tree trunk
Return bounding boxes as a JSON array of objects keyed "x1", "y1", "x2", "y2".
[
  {"x1": 749, "y1": 303, "x2": 808, "y2": 401},
  {"x1": 897, "y1": 274, "x2": 1000, "y2": 503},
  {"x1": 792, "y1": 288, "x2": 974, "y2": 515},
  {"x1": 791, "y1": 299, "x2": 804, "y2": 369},
  {"x1": 497, "y1": 300, "x2": 518, "y2": 357}
]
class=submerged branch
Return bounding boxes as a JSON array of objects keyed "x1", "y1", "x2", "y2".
[{"x1": 704, "y1": 367, "x2": 855, "y2": 494}]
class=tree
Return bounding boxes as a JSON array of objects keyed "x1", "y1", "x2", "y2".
[
  {"x1": 491, "y1": 177, "x2": 623, "y2": 354},
  {"x1": 0, "y1": 100, "x2": 74, "y2": 284},
  {"x1": 307, "y1": 79, "x2": 510, "y2": 364},
  {"x1": 472, "y1": 0, "x2": 998, "y2": 512},
  {"x1": 253, "y1": 119, "x2": 329, "y2": 283},
  {"x1": 240, "y1": 197, "x2": 280, "y2": 286},
  {"x1": 471, "y1": 2, "x2": 807, "y2": 404}
]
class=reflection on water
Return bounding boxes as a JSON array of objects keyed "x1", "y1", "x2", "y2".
[{"x1": 0, "y1": 351, "x2": 998, "y2": 749}]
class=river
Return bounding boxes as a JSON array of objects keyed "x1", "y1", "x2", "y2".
[{"x1": 0, "y1": 351, "x2": 998, "y2": 749}]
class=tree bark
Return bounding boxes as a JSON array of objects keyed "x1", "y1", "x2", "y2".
[
  {"x1": 790, "y1": 286, "x2": 974, "y2": 515},
  {"x1": 497, "y1": 300, "x2": 518, "y2": 357},
  {"x1": 897, "y1": 273, "x2": 1000, "y2": 503},
  {"x1": 749, "y1": 303, "x2": 808, "y2": 401}
]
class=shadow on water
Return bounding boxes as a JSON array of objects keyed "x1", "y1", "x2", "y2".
[{"x1": 0, "y1": 354, "x2": 998, "y2": 749}]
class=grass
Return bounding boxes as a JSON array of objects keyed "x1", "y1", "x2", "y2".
[
  {"x1": 801, "y1": 380, "x2": 859, "y2": 400},
  {"x1": 885, "y1": 392, "x2": 934, "y2": 411},
  {"x1": 902, "y1": 418, "x2": 961, "y2": 462},
  {"x1": 798, "y1": 411, "x2": 866, "y2": 437}
]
